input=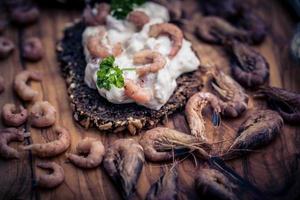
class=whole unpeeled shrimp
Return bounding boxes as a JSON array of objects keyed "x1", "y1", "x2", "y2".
[
  {"x1": 124, "y1": 79, "x2": 151, "y2": 104},
  {"x1": 67, "y1": 138, "x2": 105, "y2": 169},
  {"x1": 185, "y1": 92, "x2": 222, "y2": 140},
  {"x1": 223, "y1": 109, "x2": 283, "y2": 160},
  {"x1": 29, "y1": 101, "x2": 56, "y2": 128},
  {"x1": 207, "y1": 68, "x2": 248, "y2": 118},
  {"x1": 196, "y1": 16, "x2": 249, "y2": 44},
  {"x1": 227, "y1": 40, "x2": 269, "y2": 88},
  {"x1": 0, "y1": 75, "x2": 4, "y2": 94},
  {"x1": 196, "y1": 168, "x2": 238, "y2": 200},
  {"x1": 128, "y1": 10, "x2": 150, "y2": 29},
  {"x1": 256, "y1": 86, "x2": 300, "y2": 124},
  {"x1": 0, "y1": 128, "x2": 24, "y2": 159},
  {"x1": 149, "y1": 23, "x2": 183, "y2": 58},
  {"x1": 139, "y1": 127, "x2": 211, "y2": 162},
  {"x1": 133, "y1": 50, "x2": 167, "y2": 76},
  {"x1": 86, "y1": 27, "x2": 122, "y2": 59},
  {"x1": 2, "y1": 103, "x2": 28, "y2": 127},
  {"x1": 14, "y1": 70, "x2": 41, "y2": 101},
  {"x1": 21, "y1": 126, "x2": 71, "y2": 158},
  {"x1": 36, "y1": 161, "x2": 64, "y2": 189},
  {"x1": 103, "y1": 139, "x2": 144, "y2": 200}
]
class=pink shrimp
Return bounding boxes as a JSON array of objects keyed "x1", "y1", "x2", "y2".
[
  {"x1": 14, "y1": 70, "x2": 42, "y2": 101},
  {"x1": 124, "y1": 79, "x2": 151, "y2": 104},
  {"x1": 149, "y1": 23, "x2": 183, "y2": 58},
  {"x1": 133, "y1": 50, "x2": 167, "y2": 76},
  {"x1": 185, "y1": 92, "x2": 222, "y2": 140},
  {"x1": 127, "y1": 10, "x2": 150, "y2": 29},
  {"x1": 36, "y1": 161, "x2": 64, "y2": 189},
  {"x1": 0, "y1": 128, "x2": 24, "y2": 159},
  {"x1": 2, "y1": 103, "x2": 28, "y2": 127},
  {"x1": 29, "y1": 101, "x2": 56, "y2": 128}
]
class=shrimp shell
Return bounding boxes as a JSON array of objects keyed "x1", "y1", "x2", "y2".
[
  {"x1": 36, "y1": 161, "x2": 64, "y2": 188},
  {"x1": 223, "y1": 110, "x2": 283, "y2": 160},
  {"x1": 2, "y1": 103, "x2": 28, "y2": 127},
  {"x1": 67, "y1": 138, "x2": 105, "y2": 169},
  {"x1": 21, "y1": 126, "x2": 71, "y2": 158},
  {"x1": 14, "y1": 70, "x2": 42, "y2": 101},
  {"x1": 103, "y1": 139, "x2": 144, "y2": 200},
  {"x1": 0, "y1": 128, "x2": 24, "y2": 159},
  {"x1": 140, "y1": 127, "x2": 211, "y2": 162},
  {"x1": 29, "y1": 101, "x2": 56, "y2": 128},
  {"x1": 149, "y1": 23, "x2": 183, "y2": 58}
]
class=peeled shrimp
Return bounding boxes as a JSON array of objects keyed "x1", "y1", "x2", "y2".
[
  {"x1": 0, "y1": 128, "x2": 24, "y2": 159},
  {"x1": 36, "y1": 161, "x2": 64, "y2": 188},
  {"x1": 67, "y1": 138, "x2": 105, "y2": 169},
  {"x1": 29, "y1": 101, "x2": 56, "y2": 128},
  {"x1": 103, "y1": 139, "x2": 144, "y2": 200},
  {"x1": 86, "y1": 27, "x2": 122, "y2": 59},
  {"x1": 207, "y1": 68, "x2": 248, "y2": 118},
  {"x1": 139, "y1": 127, "x2": 211, "y2": 162},
  {"x1": 0, "y1": 75, "x2": 4, "y2": 94},
  {"x1": 133, "y1": 50, "x2": 167, "y2": 76},
  {"x1": 14, "y1": 70, "x2": 41, "y2": 101},
  {"x1": 149, "y1": 23, "x2": 183, "y2": 58},
  {"x1": 185, "y1": 92, "x2": 222, "y2": 140},
  {"x1": 128, "y1": 10, "x2": 150, "y2": 29},
  {"x1": 21, "y1": 126, "x2": 71, "y2": 158},
  {"x1": 2, "y1": 103, "x2": 28, "y2": 127},
  {"x1": 196, "y1": 168, "x2": 238, "y2": 200},
  {"x1": 124, "y1": 79, "x2": 151, "y2": 104}
]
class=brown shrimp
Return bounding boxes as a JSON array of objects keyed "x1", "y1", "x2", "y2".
[
  {"x1": 29, "y1": 101, "x2": 56, "y2": 128},
  {"x1": 149, "y1": 23, "x2": 183, "y2": 58},
  {"x1": 10, "y1": 5, "x2": 39, "y2": 25},
  {"x1": 22, "y1": 37, "x2": 44, "y2": 62},
  {"x1": 128, "y1": 10, "x2": 150, "y2": 29},
  {"x1": 227, "y1": 40, "x2": 269, "y2": 88},
  {"x1": 21, "y1": 126, "x2": 71, "y2": 158},
  {"x1": 196, "y1": 167, "x2": 238, "y2": 200},
  {"x1": 207, "y1": 68, "x2": 248, "y2": 118},
  {"x1": 14, "y1": 70, "x2": 42, "y2": 101},
  {"x1": 139, "y1": 127, "x2": 211, "y2": 162},
  {"x1": 146, "y1": 168, "x2": 178, "y2": 200},
  {"x1": 0, "y1": 36, "x2": 15, "y2": 59},
  {"x1": 2, "y1": 103, "x2": 28, "y2": 127},
  {"x1": 36, "y1": 161, "x2": 64, "y2": 189},
  {"x1": 133, "y1": 50, "x2": 167, "y2": 77},
  {"x1": 223, "y1": 109, "x2": 283, "y2": 160},
  {"x1": 66, "y1": 138, "x2": 105, "y2": 169},
  {"x1": 196, "y1": 16, "x2": 249, "y2": 44},
  {"x1": 0, "y1": 128, "x2": 24, "y2": 159},
  {"x1": 256, "y1": 86, "x2": 300, "y2": 124},
  {"x1": 83, "y1": 3, "x2": 110, "y2": 26},
  {"x1": 103, "y1": 139, "x2": 144, "y2": 200},
  {"x1": 0, "y1": 75, "x2": 4, "y2": 94},
  {"x1": 185, "y1": 92, "x2": 222, "y2": 140},
  {"x1": 124, "y1": 79, "x2": 151, "y2": 104}
]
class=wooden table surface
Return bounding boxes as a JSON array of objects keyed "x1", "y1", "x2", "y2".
[{"x1": 1, "y1": 0, "x2": 300, "y2": 200}]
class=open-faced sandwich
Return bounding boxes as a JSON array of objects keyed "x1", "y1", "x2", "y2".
[{"x1": 57, "y1": 0, "x2": 203, "y2": 134}]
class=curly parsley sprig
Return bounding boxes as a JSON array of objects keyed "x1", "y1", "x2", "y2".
[
  {"x1": 111, "y1": 0, "x2": 145, "y2": 19},
  {"x1": 96, "y1": 56, "x2": 135, "y2": 90}
]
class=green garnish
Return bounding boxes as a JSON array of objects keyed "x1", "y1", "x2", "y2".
[
  {"x1": 111, "y1": 0, "x2": 145, "y2": 19},
  {"x1": 96, "y1": 56, "x2": 135, "y2": 90}
]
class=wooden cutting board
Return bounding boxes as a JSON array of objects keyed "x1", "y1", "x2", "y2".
[{"x1": 1, "y1": 0, "x2": 300, "y2": 199}]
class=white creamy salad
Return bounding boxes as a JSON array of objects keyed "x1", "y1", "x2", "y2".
[{"x1": 82, "y1": 2, "x2": 200, "y2": 110}]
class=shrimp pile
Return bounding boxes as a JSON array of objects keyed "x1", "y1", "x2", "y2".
[
  {"x1": 21, "y1": 126, "x2": 71, "y2": 158},
  {"x1": 2, "y1": 103, "x2": 28, "y2": 127},
  {"x1": 146, "y1": 169, "x2": 178, "y2": 200},
  {"x1": 140, "y1": 127, "x2": 211, "y2": 162},
  {"x1": 0, "y1": 128, "x2": 24, "y2": 159},
  {"x1": 196, "y1": 167, "x2": 238, "y2": 200},
  {"x1": 149, "y1": 23, "x2": 183, "y2": 58},
  {"x1": 0, "y1": 75, "x2": 4, "y2": 94},
  {"x1": 29, "y1": 101, "x2": 56, "y2": 128},
  {"x1": 67, "y1": 138, "x2": 105, "y2": 169},
  {"x1": 185, "y1": 92, "x2": 222, "y2": 140},
  {"x1": 257, "y1": 86, "x2": 300, "y2": 124},
  {"x1": 223, "y1": 109, "x2": 283, "y2": 160},
  {"x1": 103, "y1": 139, "x2": 144, "y2": 200},
  {"x1": 128, "y1": 10, "x2": 150, "y2": 29},
  {"x1": 14, "y1": 70, "x2": 42, "y2": 101},
  {"x1": 227, "y1": 40, "x2": 269, "y2": 88},
  {"x1": 83, "y1": 3, "x2": 110, "y2": 26},
  {"x1": 36, "y1": 161, "x2": 65, "y2": 188}
]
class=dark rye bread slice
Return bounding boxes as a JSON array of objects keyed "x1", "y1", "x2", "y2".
[{"x1": 57, "y1": 21, "x2": 203, "y2": 134}]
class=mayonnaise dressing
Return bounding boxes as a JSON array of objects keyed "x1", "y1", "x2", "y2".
[{"x1": 83, "y1": 2, "x2": 200, "y2": 110}]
